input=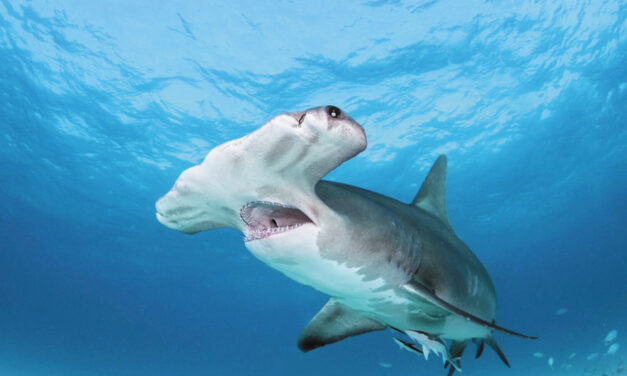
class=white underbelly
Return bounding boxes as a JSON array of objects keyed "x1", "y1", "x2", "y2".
[
  {"x1": 245, "y1": 225, "x2": 389, "y2": 299},
  {"x1": 245, "y1": 226, "x2": 489, "y2": 341}
]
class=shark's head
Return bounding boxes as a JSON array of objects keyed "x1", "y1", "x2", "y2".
[{"x1": 155, "y1": 106, "x2": 366, "y2": 238}]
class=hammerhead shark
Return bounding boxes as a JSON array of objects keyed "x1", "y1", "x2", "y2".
[{"x1": 155, "y1": 106, "x2": 536, "y2": 374}]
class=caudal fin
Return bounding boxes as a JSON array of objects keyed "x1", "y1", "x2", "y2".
[
  {"x1": 446, "y1": 335, "x2": 509, "y2": 375},
  {"x1": 484, "y1": 335, "x2": 510, "y2": 367}
]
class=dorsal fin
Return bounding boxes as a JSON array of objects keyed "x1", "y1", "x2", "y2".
[{"x1": 411, "y1": 155, "x2": 452, "y2": 230}]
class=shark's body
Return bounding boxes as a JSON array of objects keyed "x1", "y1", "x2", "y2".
[
  {"x1": 156, "y1": 106, "x2": 535, "y2": 374},
  {"x1": 248, "y1": 179, "x2": 494, "y2": 340}
]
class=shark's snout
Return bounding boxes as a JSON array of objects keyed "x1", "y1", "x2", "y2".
[
  {"x1": 155, "y1": 190, "x2": 209, "y2": 234},
  {"x1": 155, "y1": 191, "x2": 184, "y2": 226}
]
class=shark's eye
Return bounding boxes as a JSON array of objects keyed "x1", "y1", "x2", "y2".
[{"x1": 327, "y1": 105, "x2": 341, "y2": 118}]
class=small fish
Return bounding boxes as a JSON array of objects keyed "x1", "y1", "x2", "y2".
[
  {"x1": 405, "y1": 330, "x2": 461, "y2": 371},
  {"x1": 605, "y1": 329, "x2": 618, "y2": 342},
  {"x1": 393, "y1": 337, "x2": 423, "y2": 356},
  {"x1": 586, "y1": 353, "x2": 599, "y2": 360},
  {"x1": 378, "y1": 362, "x2": 392, "y2": 368},
  {"x1": 568, "y1": 352, "x2": 576, "y2": 359},
  {"x1": 555, "y1": 308, "x2": 568, "y2": 315},
  {"x1": 548, "y1": 356, "x2": 554, "y2": 368},
  {"x1": 607, "y1": 343, "x2": 620, "y2": 355},
  {"x1": 561, "y1": 363, "x2": 573, "y2": 370},
  {"x1": 533, "y1": 352, "x2": 545, "y2": 358}
]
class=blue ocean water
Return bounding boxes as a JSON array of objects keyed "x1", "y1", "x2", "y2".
[{"x1": 1, "y1": 0, "x2": 626, "y2": 375}]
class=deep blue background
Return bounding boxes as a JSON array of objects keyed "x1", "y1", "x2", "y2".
[{"x1": 1, "y1": 0, "x2": 625, "y2": 375}]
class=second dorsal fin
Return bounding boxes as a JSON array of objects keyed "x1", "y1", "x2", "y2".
[{"x1": 411, "y1": 155, "x2": 452, "y2": 230}]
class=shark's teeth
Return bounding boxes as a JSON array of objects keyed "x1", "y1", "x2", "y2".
[
  {"x1": 243, "y1": 222, "x2": 306, "y2": 242},
  {"x1": 240, "y1": 201, "x2": 313, "y2": 242}
]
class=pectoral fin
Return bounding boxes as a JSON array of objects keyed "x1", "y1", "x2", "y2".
[
  {"x1": 297, "y1": 299, "x2": 385, "y2": 352},
  {"x1": 403, "y1": 281, "x2": 538, "y2": 339}
]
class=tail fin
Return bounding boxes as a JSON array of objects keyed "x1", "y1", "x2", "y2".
[
  {"x1": 446, "y1": 335, "x2": 509, "y2": 375},
  {"x1": 484, "y1": 335, "x2": 510, "y2": 368}
]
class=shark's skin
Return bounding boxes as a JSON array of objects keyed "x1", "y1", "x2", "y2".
[{"x1": 156, "y1": 106, "x2": 535, "y2": 373}]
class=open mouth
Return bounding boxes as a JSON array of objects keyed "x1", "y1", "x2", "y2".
[{"x1": 240, "y1": 201, "x2": 314, "y2": 242}]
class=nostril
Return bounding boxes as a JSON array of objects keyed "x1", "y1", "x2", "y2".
[
  {"x1": 290, "y1": 111, "x2": 306, "y2": 125},
  {"x1": 326, "y1": 105, "x2": 341, "y2": 118}
]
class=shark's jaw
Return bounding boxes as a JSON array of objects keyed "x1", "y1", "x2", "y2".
[{"x1": 240, "y1": 201, "x2": 315, "y2": 242}]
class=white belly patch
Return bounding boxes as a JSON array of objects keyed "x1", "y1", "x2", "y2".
[{"x1": 244, "y1": 225, "x2": 388, "y2": 299}]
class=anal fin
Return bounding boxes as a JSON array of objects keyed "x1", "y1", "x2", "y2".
[
  {"x1": 444, "y1": 340, "x2": 466, "y2": 375},
  {"x1": 449, "y1": 340, "x2": 468, "y2": 360},
  {"x1": 297, "y1": 299, "x2": 385, "y2": 352},
  {"x1": 475, "y1": 339, "x2": 485, "y2": 358}
]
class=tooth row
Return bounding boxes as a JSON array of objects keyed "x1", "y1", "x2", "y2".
[
  {"x1": 253, "y1": 223, "x2": 303, "y2": 234},
  {"x1": 243, "y1": 223, "x2": 304, "y2": 242}
]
